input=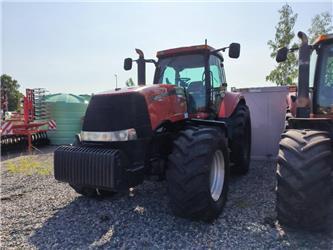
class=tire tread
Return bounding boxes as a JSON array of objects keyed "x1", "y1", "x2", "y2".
[{"x1": 276, "y1": 129, "x2": 332, "y2": 230}]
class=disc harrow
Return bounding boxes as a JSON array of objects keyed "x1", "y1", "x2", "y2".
[{"x1": 1, "y1": 88, "x2": 56, "y2": 154}]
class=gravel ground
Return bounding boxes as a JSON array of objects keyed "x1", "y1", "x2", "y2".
[{"x1": 1, "y1": 150, "x2": 333, "y2": 249}]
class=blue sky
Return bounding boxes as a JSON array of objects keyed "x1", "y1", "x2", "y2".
[{"x1": 1, "y1": 1, "x2": 332, "y2": 94}]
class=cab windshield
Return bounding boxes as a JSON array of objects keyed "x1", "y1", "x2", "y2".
[
  {"x1": 156, "y1": 54, "x2": 207, "y2": 112},
  {"x1": 156, "y1": 53, "x2": 225, "y2": 113},
  {"x1": 315, "y1": 43, "x2": 333, "y2": 115},
  {"x1": 157, "y1": 54, "x2": 206, "y2": 87}
]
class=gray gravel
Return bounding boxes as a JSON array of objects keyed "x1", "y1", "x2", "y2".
[{"x1": 1, "y1": 152, "x2": 333, "y2": 249}]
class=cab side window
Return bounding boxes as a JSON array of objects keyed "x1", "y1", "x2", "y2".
[
  {"x1": 162, "y1": 66, "x2": 176, "y2": 85},
  {"x1": 209, "y1": 55, "x2": 225, "y2": 88},
  {"x1": 309, "y1": 49, "x2": 318, "y2": 88}
]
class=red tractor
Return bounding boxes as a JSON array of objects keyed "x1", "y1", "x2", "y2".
[
  {"x1": 276, "y1": 32, "x2": 333, "y2": 229},
  {"x1": 54, "y1": 42, "x2": 251, "y2": 221}
]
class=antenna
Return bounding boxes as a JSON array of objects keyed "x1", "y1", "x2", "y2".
[{"x1": 114, "y1": 74, "x2": 118, "y2": 89}]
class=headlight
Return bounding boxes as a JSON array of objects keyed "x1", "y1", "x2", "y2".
[{"x1": 80, "y1": 128, "x2": 137, "y2": 142}]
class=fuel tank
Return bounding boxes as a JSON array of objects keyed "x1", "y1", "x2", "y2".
[{"x1": 83, "y1": 84, "x2": 187, "y2": 137}]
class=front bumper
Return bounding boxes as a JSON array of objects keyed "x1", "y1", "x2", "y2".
[{"x1": 54, "y1": 146, "x2": 130, "y2": 190}]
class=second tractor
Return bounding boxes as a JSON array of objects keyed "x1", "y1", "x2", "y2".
[{"x1": 276, "y1": 32, "x2": 333, "y2": 230}]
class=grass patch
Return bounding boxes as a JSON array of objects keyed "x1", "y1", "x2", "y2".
[{"x1": 5, "y1": 156, "x2": 52, "y2": 175}]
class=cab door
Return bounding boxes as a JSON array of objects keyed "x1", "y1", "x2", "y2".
[{"x1": 208, "y1": 55, "x2": 226, "y2": 113}]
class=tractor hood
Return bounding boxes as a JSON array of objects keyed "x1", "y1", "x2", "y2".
[
  {"x1": 82, "y1": 84, "x2": 187, "y2": 139},
  {"x1": 97, "y1": 85, "x2": 154, "y2": 95}
]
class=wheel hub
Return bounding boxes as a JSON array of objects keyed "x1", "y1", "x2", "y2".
[{"x1": 209, "y1": 150, "x2": 225, "y2": 201}]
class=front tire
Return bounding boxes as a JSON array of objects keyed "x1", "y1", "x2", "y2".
[
  {"x1": 276, "y1": 129, "x2": 332, "y2": 230},
  {"x1": 166, "y1": 127, "x2": 230, "y2": 221}
]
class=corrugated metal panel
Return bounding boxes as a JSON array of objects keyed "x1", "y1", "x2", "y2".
[{"x1": 237, "y1": 86, "x2": 288, "y2": 160}]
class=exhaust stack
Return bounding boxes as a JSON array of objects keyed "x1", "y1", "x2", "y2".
[
  {"x1": 124, "y1": 49, "x2": 158, "y2": 86},
  {"x1": 135, "y1": 49, "x2": 146, "y2": 86},
  {"x1": 296, "y1": 31, "x2": 311, "y2": 118}
]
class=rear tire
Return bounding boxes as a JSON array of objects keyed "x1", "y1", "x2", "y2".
[
  {"x1": 276, "y1": 129, "x2": 332, "y2": 230},
  {"x1": 166, "y1": 127, "x2": 230, "y2": 221},
  {"x1": 230, "y1": 104, "x2": 251, "y2": 175}
]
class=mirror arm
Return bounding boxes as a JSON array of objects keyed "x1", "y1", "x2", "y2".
[
  {"x1": 211, "y1": 46, "x2": 229, "y2": 54},
  {"x1": 144, "y1": 59, "x2": 158, "y2": 67},
  {"x1": 133, "y1": 59, "x2": 158, "y2": 67}
]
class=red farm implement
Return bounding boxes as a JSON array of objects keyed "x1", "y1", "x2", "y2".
[{"x1": 1, "y1": 88, "x2": 56, "y2": 153}]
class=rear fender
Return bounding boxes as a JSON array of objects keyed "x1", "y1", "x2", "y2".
[
  {"x1": 218, "y1": 92, "x2": 245, "y2": 118},
  {"x1": 189, "y1": 118, "x2": 232, "y2": 138},
  {"x1": 288, "y1": 118, "x2": 333, "y2": 141}
]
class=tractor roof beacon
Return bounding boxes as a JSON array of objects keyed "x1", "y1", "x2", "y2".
[
  {"x1": 276, "y1": 32, "x2": 333, "y2": 230},
  {"x1": 54, "y1": 41, "x2": 251, "y2": 221}
]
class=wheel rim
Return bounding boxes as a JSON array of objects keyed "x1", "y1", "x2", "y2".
[{"x1": 209, "y1": 150, "x2": 225, "y2": 201}]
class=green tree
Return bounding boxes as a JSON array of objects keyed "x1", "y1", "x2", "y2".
[
  {"x1": 308, "y1": 12, "x2": 333, "y2": 43},
  {"x1": 266, "y1": 4, "x2": 298, "y2": 86},
  {"x1": 125, "y1": 77, "x2": 135, "y2": 87},
  {"x1": 1, "y1": 74, "x2": 23, "y2": 111}
]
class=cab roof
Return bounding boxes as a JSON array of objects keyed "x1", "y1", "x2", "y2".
[
  {"x1": 156, "y1": 44, "x2": 221, "y2": 58},
  {"x1": 314, "y1": 34, "x2": 333, "y2": 45}
]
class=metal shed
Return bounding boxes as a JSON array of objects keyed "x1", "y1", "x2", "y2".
[{"x1": 237, "y1": 86, "x2": 288, "y2": 160}]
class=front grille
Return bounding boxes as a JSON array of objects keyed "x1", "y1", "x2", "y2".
[{"x1": 82, "y1": 93, "x2": 152, "y2": 138}]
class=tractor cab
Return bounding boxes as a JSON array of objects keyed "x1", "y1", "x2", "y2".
[
  {"x1": 155, "y1": 45, "x2": 228, "y2": 115},
  {"x1": 311, "y1": 34, "x2": 333, "y2": 116},
  {"x1": 277, "y1": 33, "x2": 333, "y2": 119},
  {"x1": 125, "y1": 43, "x2": 240, "y2": 116}
]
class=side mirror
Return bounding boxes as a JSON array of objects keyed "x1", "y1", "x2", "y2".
[
  {"x1": 276, "y1": 47, "x2": 288, "y2": 63},
  {"x1": 124, "y1": 58, "x2": 133, "y2": 70},
  {"x1": 229, "y1": 43, "x2": 240, "y2": 58}
]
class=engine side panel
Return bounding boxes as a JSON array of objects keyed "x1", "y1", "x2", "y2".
[
  {"x1": 139, "y1": 84, "x2": 188, "y2": 130},
  {"x1": 218, "y1": 92, "x2": 244, "y2": 118}
]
